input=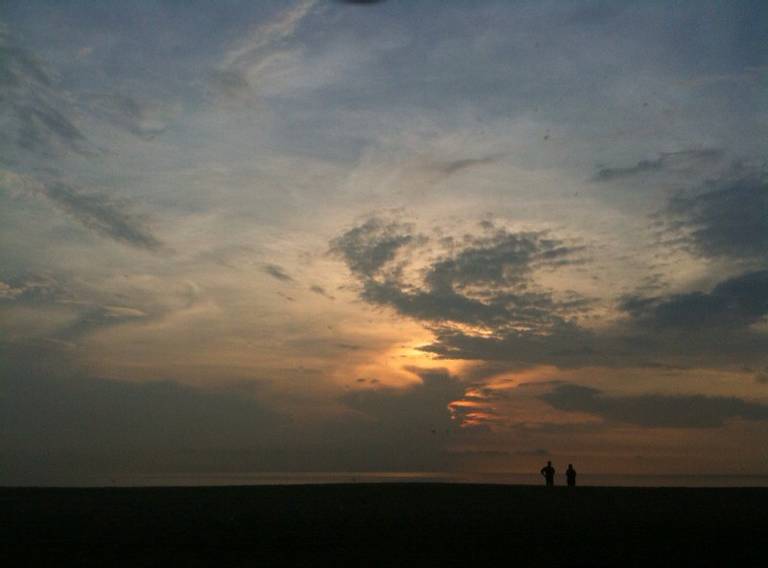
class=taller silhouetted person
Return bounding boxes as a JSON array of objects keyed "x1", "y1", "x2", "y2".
[
  {"x1": 566, "y1": 464, "x2": 577, "y2": 487},
  {"x1": 540, "y1": 461, "x2": 555, "y2": 487}
]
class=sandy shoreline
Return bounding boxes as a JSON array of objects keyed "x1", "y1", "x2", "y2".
[{"x1": 3, "y1": 483, "x2": 766, "y2": 566}]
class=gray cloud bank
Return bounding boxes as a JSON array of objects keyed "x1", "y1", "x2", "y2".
[
  {"x1": 541, "y1": 383, "x2": 768, "y2": 428},
  {"x1": 332, "y1": 216, "x2": 768, "y2": 371},
  {"x1": 620, "y1": 269, "x2": 768, "y2": 331},
  {"x1": 663, "y1": 167, "x2": 768, "y2": 261},
  {"x1": 1, "y1": 347, "x2": 469, "y2": 484}
]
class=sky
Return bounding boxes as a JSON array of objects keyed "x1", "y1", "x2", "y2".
[{"x1": 1, "y1": 0, "x2": 767, "y2": 485}]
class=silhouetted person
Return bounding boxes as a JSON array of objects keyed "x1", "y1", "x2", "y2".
[
  {"x1": 540, "y1": 461, "x2": 555, "y2": 487},
  {"x1": 566, "y1": 464, "x2": 576, "y2": 487}
]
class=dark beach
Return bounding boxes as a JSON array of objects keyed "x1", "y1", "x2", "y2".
[{"x1": 3, "y1": 483, "x2": 766, "y2": 566}]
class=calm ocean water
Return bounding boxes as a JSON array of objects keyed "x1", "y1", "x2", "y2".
[{"x1": 67, "y1": 471, "x2": 768, "y2": 488}]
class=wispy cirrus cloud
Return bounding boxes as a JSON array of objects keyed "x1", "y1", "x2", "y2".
[
  {"x1": 84, "y1": 93, "x2": 177, "y2": 141},
  {"x1": 211, "y1": 0, "x2": 317, "y2": 104},
  {"x1": 309, "y1": 284, "x2": 335, "y2": 300},
  {"x1": 1, "y1": 27, "x2": 167, "y2": 252},
  {"x1": 1, "y1": 171, "x2": 163, "y2": 251},
  {"x1": 593, "y1": 149, "x2": 724, "y2": 182},
  {"x1": 262, "y1": 263, "x2": 294, "y2": 282},
  {"x1": 0, "y1": 27, "x2": 88, "y2": 158}
]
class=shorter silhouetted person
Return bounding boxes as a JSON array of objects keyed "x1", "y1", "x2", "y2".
[
  {"x1": 566, "y1": 464, "x2": 576, "y2": 487},
  {"x1": 540, "y1": 461, "x2": 555, "y2": 487}
]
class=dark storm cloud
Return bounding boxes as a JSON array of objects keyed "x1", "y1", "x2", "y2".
[
  {"x1": 620, "y1": 270, "x2": 768, "y2": 331},
  {"x1": 41, "y1": 181, "x2": 163, "y2": 251},
  {"x1": 262, "y1": 263, "x2": 294, "y2": 282},
  {"x1": 663, "y1": 168, "x2": 768, "y2": 261},
  {"x1": 540, "y1": 383, "x2": 768, "y2": 428},
  {"x1": 594, "y1": 149, "x2": 724, "y2": 182}
]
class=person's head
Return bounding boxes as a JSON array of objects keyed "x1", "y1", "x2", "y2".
[
  {"x1": 547, "y1": 461, "x2": 552, "y2": 466},
  {"x1": 569, "y1": 464, "x2": 573, "y2": 468}
]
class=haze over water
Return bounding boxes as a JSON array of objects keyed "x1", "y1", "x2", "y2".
[{"x1": 21, "y1": 472, "x2": 768, "y2": 489}]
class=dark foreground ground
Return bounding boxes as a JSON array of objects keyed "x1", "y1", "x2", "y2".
[{"x1": 2, "y1": 483, "x2": 767, "y2": 567}]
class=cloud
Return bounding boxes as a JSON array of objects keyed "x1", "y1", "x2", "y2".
[
  {"x1": 662, "y1": 167, "x2": 768, "y2": 261},
  {"x1": 330, "y1": 217, "x2": 416, "y2": 278},
  {"x1": 332, "y1": 217, "x2": 587, "y2": 332},
  {"x1": 417, "y1": 267, "x2": 768, "y2": 370},
  {"x1": 593, "y1": 149, "x2": 724, "y2": 182},
  {"x1": 0, "y1": 273, "x2": 71, "y2": 304},
  {"x1": 620, "y1": 269, "x2": 768, "y2": 331},
  {"x1": 418, "y1": 326, "x2": 594, "y2": 367},
  {"x1": 0, "y1": 280, "x2": 23, "y2": 300},
  {"x1": 221, "y1": 1, "x2": 317, "y2": 70},
  {"x1": 1, "y1": 45, "x2": 165, "y2": 253},
  {"x1": 423, "y1": 156, "x2": 502, "y2": 177},
  {"x1": 212, "y1": 0, "x2": 317, "y2": 104},
  {"x1": 40, "y1": 181, "x2": 163, "y2": 251},
  {"x1": 0, "y1": 345, "x2": 282, "y2": 483},
  {"x1": 13, "y1": 102, "x2": 87, "y2": 155},
  {"x1": 0, "y1": 29, "x2": 88, "y2": 158},
  {"x1": 1, "y1": 346, "x2": 471, "y2": 483},
  {"x1": 0, "y1": 170, "x2": 163, "y2": 251},
  {"x1": 309, "y1": 284, "x2": 335, "y2": 300},
  {"x1": 54, "y1": 304, "x2": 149, "y2": 340},
  {"x1": 84, "y1": 93, "x2": 175, "y2": 140},
  {"x1": 262, "y1": 263, "x2": 294, "y2": 282},
  {"x1": 540, "y1": 383, "x2": 768, "y2": 428},
  {"x1": 340, "y1": 366, "x2": 465, "y2": 433}
]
